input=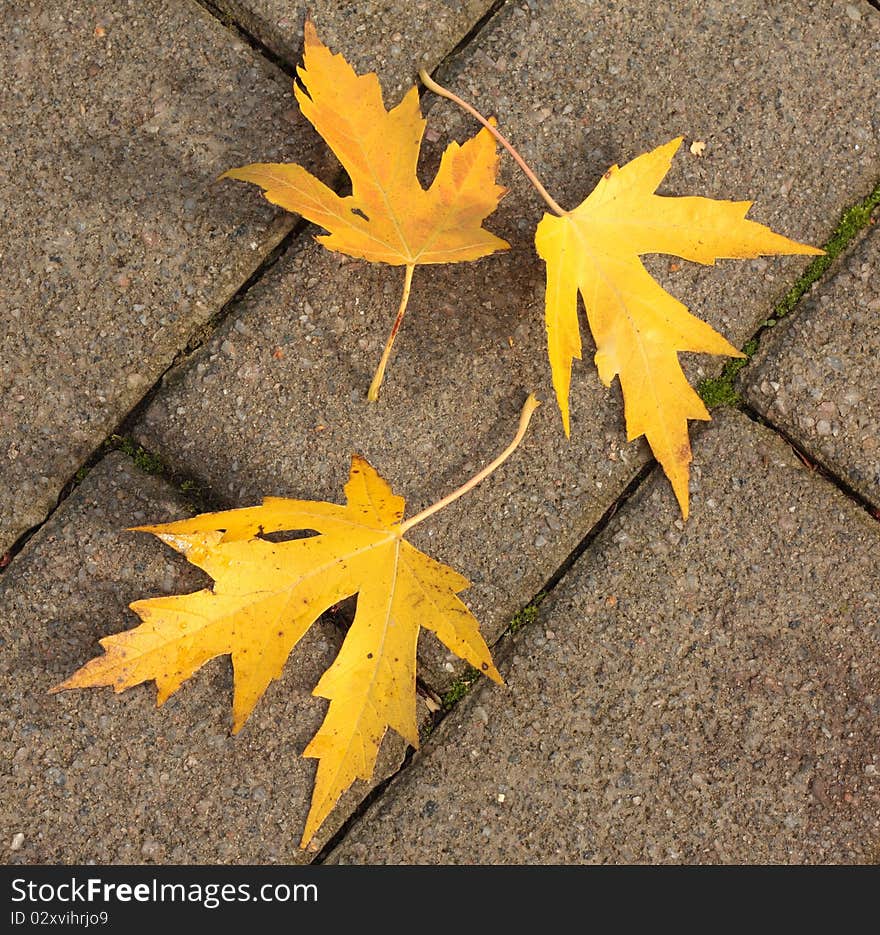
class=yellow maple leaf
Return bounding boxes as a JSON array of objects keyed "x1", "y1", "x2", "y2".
[
  {"x1": 534, "y1": 137, "x2": 823, "y2": 517},
  {"x1": 52, "y1": 396, "x2": 539, "y2": 848},
  {"x1": 222, "y1": 18, "x2": 509, "y2": 399}
]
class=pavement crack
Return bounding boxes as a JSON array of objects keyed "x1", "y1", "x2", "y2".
[
  {"x1": 309, "y1": 456, "x2": 657, "y2": 863},
  {"x1": 193, "y1": 0, "x2": 299, "y2": 77},
  {"x1": 419, "y1": 0, "x2": 509, "y2": 99},
  {"x1": 740, "y1": 406, "x2": 880, "y2": 524},
  {"x1": 0, "y1": 433, "x2": 219, "y2": 579},
  {"x1": 311, "y1": 742, "x2": 419, "y2": 864},
  {"x1": 697, "y1": 178, "x2": 880, "y2": 410}
]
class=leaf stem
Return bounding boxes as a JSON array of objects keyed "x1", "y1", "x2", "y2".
[
  {"x1": 368, "y1": 263, "x2": 415, "y2": 402},
  {"x1": 400, "y1": 394, "x2": 541, "y2": 534},
  {"x1": 419, "y1": 69, "x2": 566, "y2": 217}
]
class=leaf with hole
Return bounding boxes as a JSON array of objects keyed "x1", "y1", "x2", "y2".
[{"x1": 52, "y1": 396, "x2": 539, "y2": 848}]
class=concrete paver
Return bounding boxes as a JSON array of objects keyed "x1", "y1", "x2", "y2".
[
  {"x1": 214, "y1": 0, "x2": 496, "y2": 94},
  {"x1": 431, "y1": 0, "x2": 879, "y2": 367},
  {"x1": 0, "y1": 0, "x2": 314, "y2": 552},
  {"x1": 4, "y1": 0, "x2": 880, "y2": 870},
  {"x1": 134, "y1": 0, "x2": 879, "y2": 687},
  {"x1": 743, "y1": 223, "x2": 880, "y2": 509},
  {"x1": 329, "y1": 410, "x2": 880, "y2": 864},
  {"x1": 134, "y1": 233, "x2": 644, "y2": 690},
  {"x1": 0, "y1": 453, "x2": 416, "y2": 863}
]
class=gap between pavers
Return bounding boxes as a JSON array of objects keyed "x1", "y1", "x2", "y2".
[
  {"x1": 1, "y1": 0, "x2": 322, "y2": 554},
  {"x1": 134, "y1": 0, "x2": 879, "y2": 691},
  {"x1": 327, "y1": 409, "x2": 880, "y2": 864},
  {"x1": 0, "y1": 452, "x2": 428, "y2": 863},
  {"x1": 7, "y1": 0, "x2": 876, "y2": 872},
  {"x1": 209, "y1": 0, "x2": 498, "y2": 93},
  {"x1": 742, "y1": 220, "x2": 880, "y2": 510}
]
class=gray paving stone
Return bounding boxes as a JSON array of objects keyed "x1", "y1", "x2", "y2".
[
  {"x1": 0, "y1": 453, "x2": 417, "y2": 863},
  {"x1": 135, "y1": 236, "x2": 641, "y2": 691},
  {"x1": 214, "y1": 0, "x2": 495, "y2": 94},
  {"x1": 431, "y1": 0, "x2": 878, "y2": 363},
  {"x1": 0, "y1": 0, "x2": 328, "y2": 552},
  {"x1": 329, "y1": 410, "x2": 880, "y2": 864},
  {"x1": 743, "y1": 222, "x2": 880, "y2": 509},
  {"x1": 134, "y1": 0, "x2": 879, "y2": 688}
]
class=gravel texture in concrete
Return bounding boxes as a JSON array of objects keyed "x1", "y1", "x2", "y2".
[
  {"x1": 743, "y1": 222, "x2": 880, "y2": 509},
  {"x1": 134, "y1": 233, "x2": 643, "y2": 692},
  {"x1": 429, "y1": 0, "x2": 879, "y2": 370},
  {"x1": 330, "y1": 410, "x2": 880, "y2": 864},
  {"x1": 0, "y1": 0, "x2": 320, "y2": 552},
  {"x1": 213, "y1": 0, "x2": 496, "y2": 94},
  {"x1": 0, "y1": 453, "x2": 418, "y2": 863},
  {"x1": 134, "y1": 0, "x2": 879, "y2": 688}
]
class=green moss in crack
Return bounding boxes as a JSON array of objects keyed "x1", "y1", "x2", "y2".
[
  {"x1": 698, "y1": 183, "x2": 879, "y2": 409},
  {"x1": 176, "y1": 479, "x2": 208, "y2": 513},
  {"x1": 441, "y1": 666, "x2": 480, "y2": 710},
  {"x1": 440, "y1": 597, "x2": 546, "y2": 711},
  {"x1": 108, "y1": 435, "x2": 166, "y2": 475},
  {"x1": 697, "y1": 355, "x2": 749, "y2": 408},
  {"x1": 508, "y1": 600, "x2": 541, "y2": 635},
  {"x1": 773, "y1": 185, "x2": 879, "y2": 323}
]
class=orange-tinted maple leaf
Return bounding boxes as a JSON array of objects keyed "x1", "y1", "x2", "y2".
[
  {"x1": 222, "y1": 18, "x2": 508, "y2": 399},
  {"x1": 224, "y1": 19, "x2": 508, "y2": 266}
]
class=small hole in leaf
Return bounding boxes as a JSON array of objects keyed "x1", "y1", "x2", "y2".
[{"x1": 351, "y1": 207, "x2": 369, "y2": 221}]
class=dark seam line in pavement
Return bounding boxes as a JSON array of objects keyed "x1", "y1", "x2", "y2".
[
  {"x1": 197, "y1": 0, "x2": 509, "y2": 93},
  {"x1": 691, "y1": 189, "x2": 880, "y2": 523},
  {"x1": 697, "y1": 180, "x2": 880, "y2": 409},
  {"x1": 310, "y1": 458, "x2": 655, "y2": 863},
  {"x1": 740, "y1": 406, "x2": 880, "y2": 524},
  {"x1": 417, "y1": 0, "x2": 509, "y2": 102},
  {"x1": 515, "y1": 464, "x2": 659, "y2": 604},
  {"x1": 0, "y1": 448, "x2": 218, "y2": 578},
  {"x1": 0, "y1": 426, "x2": 228, "y2": 578},
  {"x1": 312, "y1": 745, "x2": 418, "y2": 863},
  {"x1": 1, "y1": 0, "x2": 341, "y2": 571},
  {"x1": 1, "y1": 0, "x2": 514, "y2": 575},
  {"x1": 0, "y1": 213, "x2": 311, "y2": 576},
  {"x1": 312, "y1": 399, "x2": 879, "y2": 860},
  {"x1": 304, "y1": 0, "x2": 528, "y2": 861},
  {"x1": 194, "y1": 0, "x2": 299, "y2": 78},
  {"x1": 121, "y1": 216, "x2": 313, "y2": 410},
  {"x1": 310, "y1": 167, "x2": 875, "y2": 849}
]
